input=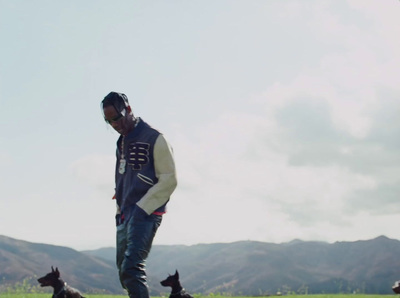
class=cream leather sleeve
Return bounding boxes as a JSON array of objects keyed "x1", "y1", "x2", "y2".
[{"x1": 136, "y1": 134, "x2": 178, "y2": 215}]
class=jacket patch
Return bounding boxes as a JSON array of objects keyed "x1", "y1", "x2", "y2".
[{"x1": 128, "y1": 142, "x2": 150, "y2": 170}]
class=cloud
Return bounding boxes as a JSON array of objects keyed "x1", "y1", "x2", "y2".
[{"x1": 158, "y1": 1, "x2": 400, "y2": 245}]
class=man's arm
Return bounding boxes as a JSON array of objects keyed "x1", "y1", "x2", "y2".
[{"x1": 136, "y1": 134, "x2": 177, "y2": 214}]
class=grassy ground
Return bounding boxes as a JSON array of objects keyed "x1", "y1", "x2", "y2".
[{"x1": 0, "y1": 294, "x2": 396, "y2": 298}]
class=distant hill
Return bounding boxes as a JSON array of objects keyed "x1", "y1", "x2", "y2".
[
  {"x1": 0, "y1": 235, "x2": 122, "y2": 294},
  {"x1": 2, "y1": 235, "x2": 400, "y2": 295}
]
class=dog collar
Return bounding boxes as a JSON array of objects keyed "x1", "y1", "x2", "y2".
[
  {"x1": 53, "y1": 283, "x2": 67, "y2": 298},
  {"x1": 171, "y1": 288, "x2": 186, "y2": 297}
]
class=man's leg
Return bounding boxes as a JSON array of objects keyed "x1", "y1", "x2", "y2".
[
  {"x1": 116, "y1": 222, "x2": 128, "y2": 290},
  {"x1": 120, "y1": 213, "x2": 162, "y2": 298}
]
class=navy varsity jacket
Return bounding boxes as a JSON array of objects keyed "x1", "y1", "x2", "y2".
[{"x1": 115, "y1": 118, "x2": 177, "y2": 219}]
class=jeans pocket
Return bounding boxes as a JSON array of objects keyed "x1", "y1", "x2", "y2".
[{"x1": 117, "y1": 221, "x2": 126, "y2": 232}]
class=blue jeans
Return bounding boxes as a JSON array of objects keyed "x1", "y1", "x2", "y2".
[{"x1": 116, "y1": 212, "x2": 162, "y2": 298}]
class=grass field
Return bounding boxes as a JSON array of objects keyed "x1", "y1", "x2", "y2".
[{"x1": 0, "y1": 294, "x2": 396, "y2": 298}]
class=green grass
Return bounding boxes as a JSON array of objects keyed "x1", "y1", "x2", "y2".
[
  {"x1": 0, "y1": 295, "x2": 122, "y2": 298},
  {"x1": 0, "y1": 295, "x2": 396, "y2": 298}
]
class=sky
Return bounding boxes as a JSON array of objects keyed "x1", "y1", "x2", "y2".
[{"x1": 0, "y1": 0, "x2": 399, "y2": 251}]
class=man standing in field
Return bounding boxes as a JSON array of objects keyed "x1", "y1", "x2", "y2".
[{"x1": 101, "y1": 91, "x2": 177, "y2": 298}]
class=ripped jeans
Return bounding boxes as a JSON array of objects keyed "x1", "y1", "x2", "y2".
[{"x1": 116, "y1": 212, "x2": 162, "y2": 298}]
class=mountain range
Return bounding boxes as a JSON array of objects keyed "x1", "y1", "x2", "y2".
[{"x1": 1, "y1": 234, "x2": 400, "y2": 295}]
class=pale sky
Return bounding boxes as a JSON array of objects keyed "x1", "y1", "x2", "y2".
[{"x1": 1, "y1": 0, "x2": 399, "y2": 251}]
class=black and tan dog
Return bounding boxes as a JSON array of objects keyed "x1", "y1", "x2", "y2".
[
  {"x1": 393, "y1": 280, "x2": 400, "y2": 294},
  {"x1": 160, "y1": 270, "x2": 193, "y2": 298},
  {"x1": 37, "y1": 266, "x2": 85, "y2": 298}
]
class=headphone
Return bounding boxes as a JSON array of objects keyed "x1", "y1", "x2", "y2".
[
  {"x1": 101, "y1": 91, "x2": 132, "y2": 120},
  {"x1": 104, "y1": 91, "x2": 130, "y2": 110}
]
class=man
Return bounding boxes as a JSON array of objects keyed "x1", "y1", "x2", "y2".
[{"x1": 101, "y1": 91, "x2": 177, "y2": 298}]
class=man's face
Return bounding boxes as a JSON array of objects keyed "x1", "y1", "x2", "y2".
[{"x1": 103, "y1": 105, "x2": 131, "y2": 135}]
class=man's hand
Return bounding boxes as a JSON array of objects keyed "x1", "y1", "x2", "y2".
[{"x1": 133, "y1": 205, "x2": 149, "y2": 220}]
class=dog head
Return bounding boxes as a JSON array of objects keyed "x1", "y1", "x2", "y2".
[
  {"x1": 37, "y1": 266, "x2": 60, "y2": 287},
  {"x1": 393, "y1": 280, "x2": 400, "y2": 294},
  {"x1": 160, "y1": 270, "x2": 180, "y2": 287}
]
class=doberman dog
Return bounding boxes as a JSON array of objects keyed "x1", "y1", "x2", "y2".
[
  {"x1": 160, "y1": 270, "x2": 193, "y2": 298},
  {"x1": 37, "y1": 266, "x2": 85, "y2": 298},
  {"x1": 393, "y1": 280, "x2": 400, "y2": 294}
]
